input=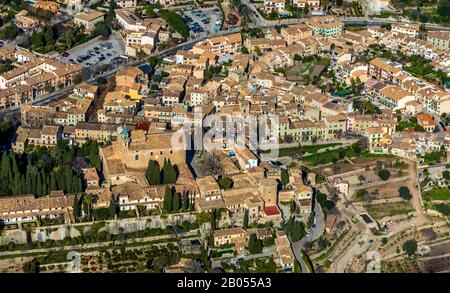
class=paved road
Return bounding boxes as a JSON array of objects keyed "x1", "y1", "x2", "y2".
[{"x1": 291, "y1": 200, "x2": 325, "y2": 273}]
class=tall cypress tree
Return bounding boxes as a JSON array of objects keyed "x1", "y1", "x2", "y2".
[
  {"x1": 50, "y1": 172, "x2": 57, "y2": 191},
  {"x1": 36, "y1": 171, "x2": 42, "y2": 196},
  {"x1": 182, "y1": 192, "x2": 189, "y2": 211},
  {"x1": 172, "y1": 192, "x2": 181, "y2": 212},
  {"x1": 163, "y1": 185, "x2": 172, "y2": 213},
  {"x1": 41, "y1": 169, "x2": 47, "y2": 196},
  {"x1": 109, "y1": 198, "x2": 116, "y2": 219},
  {"x1": 162, "y1": 159, "x2": 177, "y2": 184},
  {"x1": 1, "y1": 151, "x2": 11, "y2": 180},
  {"x1": 73, "y1": 195, "x2": 80, "y2": 219},
  {"x1": 25, "y1": 165, "x2": 32, "y2": 194},
  {"x1": 146, "y1": 160, "x2": 160, "y2": 185}
]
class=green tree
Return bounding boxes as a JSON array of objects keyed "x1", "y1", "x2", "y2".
[
  {"x1": 442, "y1": 170, "x2": 450, "y2": 180},
  {"x1": 210, "y1": 210, "x2": 216, "y2": 230},
  {"x1": 291, "y1": 221, "x2": 305, "y2": 242},
  {"x1": 218, "y1": 177, "x2": 232, "y2": 189},
  {"x1": 88, "y1": 140, "x2": 102, "y2": 172},
  {"x1": 403, "y1": 239, "x2": 418, "y2": 257},
  {"x1": 146, "y1": 160, "x2": 161, "y2": 185},
  {"x1": 73, "y1": 195, "x2": 80, "y2": 219},
  {"x1": 161, "y1": 159, "x2": 177, "y2": 184},
  {"x1": 248, "y1": 233, "x2": 263, "y2": 254},
  {"x1": 399, "y1": 186, "x2": 412, "y2": 200},
  {"x1": 23, "y1": 258, "x2": 40, "y2": 273},
  {"x1": 172, "y1": 192, "x2": 181, "y2": 212},
  {"x1": 163, "y1": 186, "x2": 173, "y2": 213},
  {"x1": 356, "y1": 189, "x2": 368, "y2": 198},
  {"x1": 378, "y1": 169, "x2": 391, "y2": 181},
  {"x1": 243, "y1": 209, "x2": 249, "y2": 228},
  {"x1": 94, "y1": 22, "x2": 111, "y2": 37},
  {"x1": 43, "y1": 26, "x2": 54, "y2": 44},
  {"x1": 280, "y1": 168, "x2": 289, "y2": 187},
  {"x1": 108, "y1": 198, "x2": 116, "y2": 219}
]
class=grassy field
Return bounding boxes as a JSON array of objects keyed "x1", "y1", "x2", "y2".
[
  {"x1": 424, "y1": 188, "x2": 450, "y2": 201},
  {"x1": 365, "y1": 201, "x2": 414, "y2": 220}
]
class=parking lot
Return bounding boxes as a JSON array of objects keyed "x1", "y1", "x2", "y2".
[
  {"x1": 182, "y1": 6, "x2": 223, "y2": 39},
  {"x1": 60, "y1": 34, "x2": 125, "y2": 69}
]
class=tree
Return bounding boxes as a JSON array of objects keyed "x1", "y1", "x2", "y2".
[
  {"x1": 73, "y1": 195, "x2": 80, "y2": 219},
  {"x1": 163, "y1": 186, "x2": 172, "y2": 213},
  {"x1": 443, "y1": 170, "x2": 450, "y2": 180},
  {"x1": 94, "y1": 22, "x2": 111, "y2": 37},
  {"x1": 399, "y1": 186, "x2": 412, "y2": 200},
  {"x1": 108, "y1": 198, "x2": 116, "y2": 219},
  {"x1": 437, "y1": 0, "x2": 450, "y2": 22},
  {"x1": 146, "y1": 160, "x2": 161, "y2": 185},
  {"x1": 402, "y1": 239, "x2": 418, "y2": 257},
  {"x1": 356, "y1": 189, "x2": 367, "y2": 199},
  {"x1": 88, "y1": 140, "x2": 102, "y2": 172},
  {"x1": 43, "y1": 26, "x2": 54, "y2": 44},
  {"x1": 243, "y1": 209, "x2": 249, "y2": 228},
  {"x1": 248, "y1": 233, "x2": 263, "y2": 254},
  {"x1": 378, "y1": 169, "x2": 391, "y2": 181},
  {"x1": 210, "y1": 210, "x2": 216, "y2": 230},
  {"x1": 161, "y1": 159, "x2": 177, "y2": 184},
  {"x1": 218, "y1": 177, "x2": 232, "y2": 189},
  {"x1": 291, "y1": 221, "x2": 305, "y2": 242},
  {"x1": 23, "y1": 258, "x2": 40, "y2": 273},
  {"x1": 172, "y1": 192, "x2": 181, "y2": 212},
  {"x1": 280, "y1": 168, "x2": 289, "y2": 187}
]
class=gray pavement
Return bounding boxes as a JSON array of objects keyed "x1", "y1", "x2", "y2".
[
  {"x1": 291, "y1": 200, "x2": 325, "y2": 273},
  {"x1": 60, "y1": 34, "x2": 125, "y2": 69}
]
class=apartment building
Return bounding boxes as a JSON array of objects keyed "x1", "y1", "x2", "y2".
[
  {"x1": 0, "y1": 84, "x2": 33, "y2": 110},
  {"x1": 213, "y1": 227, "x2": 246, "y2": 249},
  {"x1": 280, "y1": 24, "x2": 313, "y2": 45},
  {"x1": 0, "y1": 56, "x2": 82, "y2": 91},
  {"x1": 0, "y1": 193, "x2": 75, "y2": 224},
  {"x1": 115, "y1": 8, "x2": 149, "y2": 31},
  {"x1": 115, "y1": 0, "x2": 137, "y2": 8},
  {"x1": 306, "y1": 16, "x2": 344, "y2": 38},
  {"x1": 292, "y1": 0, "x2": 320, "y2": 8},
  {"x1": 15, "y1": 14, "x2": 40, "y2": 30},
  {"x1": 368, "y1": 58, "x2": 402, "y2": 82},
  {"x1": 74, "y1": 11, "x2": 106, "y2": 31},
  {"x1": 21, "y1": 104, "x2": 54, "y2": 127},
  {"x1": 427, "y1": 30, "x2": 450, "y2": 51},
  {"x1": 275, "y1": 232, "x2": 294, "y2": 271},
  {"x1": 35, "y1": 1, "x2": 61, "y2": 14},
  {"x1": 75, "y1": 122, "x2": 120, "y2": 143},
  {"x1": 12, "y1": 125, "x2": 62, "y2": 153},
  {"x1": 417, "y1": 113, "x2": 437, "y2": 133},
  {"x1": 192, "y1": 33, "x2": 242, "y2": 56},
  {"x1": 374, "y1": 84, "x2": 415, "y2": 110},
  {"x1": 244, "y1": 38, "x2": 286, "y2": 52},
  {"x1": 416, "y1": 87, "x2": 450, "y2": 116},
  {"x1": 263, "y1": 0, "x2": 286, "y2": 13},
  {"x1": 391, "y1": 24, "x2": 420, "y2": 38}
]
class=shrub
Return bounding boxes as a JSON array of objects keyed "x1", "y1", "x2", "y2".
[{"x1": 378, "y1": 169, "x2": 391, "y2": 181}]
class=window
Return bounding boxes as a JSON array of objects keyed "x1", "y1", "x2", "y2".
[{"x1": 135, "y1": 154, "x2": 139, "y2": 160}]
